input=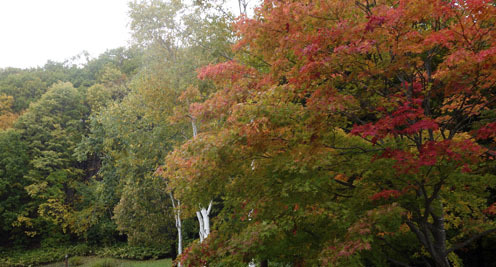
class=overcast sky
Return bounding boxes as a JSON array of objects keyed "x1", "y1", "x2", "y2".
[
  {"x1": 0, "y1": 0, "x2": 131, "y2": 69},
  {"x1": 0, "y1": 0, "x2": 258, "y2": 69}
]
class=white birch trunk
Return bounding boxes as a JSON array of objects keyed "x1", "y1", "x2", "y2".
[
  {"x1": 191, "y1": 118, "x2": 198, "y2": 138},
  {"x1": 247, "y1": 160, "x2": 256, "y2": 267},
  {"x1": 196, "y1": 200, "x2": 213, "y2": 241},
  {"x1": 191, "y1": 117, "x2": 213, "y2": 243},
  {"x1": 196, "y1": 211, "x2": 206, "y2": 242},
  {"x1": 201, "y1": 201, "x2": 213, "y2": 237},
  {"x1": 169, "y1": 192, "x2": 183, "y2": 267}
]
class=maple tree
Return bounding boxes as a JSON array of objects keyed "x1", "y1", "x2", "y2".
[{"x1": 161, "y1": 0, "x2": 496, "y2": 266}]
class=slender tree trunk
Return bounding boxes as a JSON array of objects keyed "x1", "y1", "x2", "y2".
[
  {"x1": 238, "y1": 0, "x2": 248, "y2": 15},
  {"x1": 201, "y1": 201, "x2": 213, "y2": 236},
  {"x1": 169, "y1": 192, "x2": 183, "y2": 267},
  {"x1": 191, "y1": 118, "x2": 213, "y2": 243},
  {"x1": 196, "y1": 200, "x2": 213, "y2": 241},
  {"x1": 191, "y1": 118, "x2": 198, "y2": 138},
  {"x1": 196, "y1": 211, "x2": 206, "y2": 242}
]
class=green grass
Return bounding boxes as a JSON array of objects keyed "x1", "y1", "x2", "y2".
[{"x1": 40, "y1": 257, "x2": 172, "y2": 267}]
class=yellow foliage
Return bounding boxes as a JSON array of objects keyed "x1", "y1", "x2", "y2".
[{"x1": 0, "y1": 94, "x2": 19, "y2": 130}]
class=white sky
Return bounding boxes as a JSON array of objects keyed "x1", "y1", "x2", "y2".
[
  {"x1": 0, "y1": 0, "x2": 131, "y2": 69},
  {"x1": 0, "y1": 0, "x2": 259, "y2": 69}
]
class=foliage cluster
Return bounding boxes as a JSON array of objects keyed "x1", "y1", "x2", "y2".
[
  {"x1": 0, "y1": 244, "x2": 92, "y2": 266},
  {"x1": 0, "y1": 244, "x2": 169, "y2": 266},
  {"x1": 69, "y1": 256, "x2": 85, "y2": 266},
  {"x1": 94, "y1": 245, "x2": 170, "y2": 260},
  {"x1": 0, "y1": 45, "x2": 182, "y2": 256}
]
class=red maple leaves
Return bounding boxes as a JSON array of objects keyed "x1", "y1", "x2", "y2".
[
  {"x1": 351, "y1": 95, "x2": 439, "y2": 144},
  {"x1": 370, "y1": 190, "x2": 403, "y2": 201},
  {"x1": 476, "y1": 122, "x2": 496, "y2": 140}
]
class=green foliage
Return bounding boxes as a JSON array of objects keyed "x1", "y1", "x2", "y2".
[
  {"x1": 0, "y1": 129, "x2": 30, "y2": 245},
  {"x1": 77, "y1": 89, "x2": 179, "y2": 248},
  {"x1": 0, "y1": 44, "x2": 161, "y2": 255},
  {"x1": 95, "y1": 245, "x2": 170, "y2": 260},
  {"x1": 0, "y1": 68, "x2": 54, "y2": 113},
  {"x1": 69, "y1": 256, "x2": 85, "y2": 266},
  {"x1": 0, "y1": 244, "x2": 92, "y2": 266},
  {"x1": 90, "y1": 258, "x2": 119, "y2": 267},
  {"x1": 113, "y1": 174, "x2": 175, "y2": 248},
  {"x1": 0, "y1": 244, "x2": 169, "y2": 266},
  {"x1": 13, "y1": 81, "x2": 88, "y2": 238}
]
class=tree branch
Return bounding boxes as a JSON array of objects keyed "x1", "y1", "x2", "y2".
[
  {"x1": 332, "y1": 178, "x2": 356, "y2": 188},
  {"x1": 406, "y1": 220, "x2": 428, "y2": 248},
  {"x1": 446, "y1": 228, "x2": 496, "y2": 255}
]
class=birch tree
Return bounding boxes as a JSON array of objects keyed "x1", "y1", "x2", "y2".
[{"x1": 128, "y1": 0, "x2": 235, "y2": 254}]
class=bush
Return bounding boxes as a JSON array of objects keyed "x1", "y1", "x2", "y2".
[
  {"x1": 66, "y1": 243, "x2": 93, "y2": 256},
  {"x1": 0, "y1": 243, "x2": 169, "y2": 266},
  {"x1": 95, "y1": 245, "x2": 169, "y2": 260},
  {"x1": 90, "y1": 258, "x2": 118, "y2": 267},
  {"x1": 69, "y1": 256, "x2": 85, "y2": 266},
  {"x1": 0, "y1": 244, "x2": 93, "y2": 266}
]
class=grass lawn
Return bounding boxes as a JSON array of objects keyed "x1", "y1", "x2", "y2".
[{"x1": 40, "y1": 256, "x2": 172, "y2": 267}]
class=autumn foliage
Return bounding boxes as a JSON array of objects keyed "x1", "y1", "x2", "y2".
[{"x1": 161, "y1": 0, "x2": 496, "y2": 266}]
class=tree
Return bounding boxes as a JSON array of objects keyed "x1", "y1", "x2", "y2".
[
  {"x1": 0, "y1": 129, "x2": 30, "y2": 246},
  {"x1": 166, "y1": 0, "x2": 496, "y2": 266},
  {"x1": 0, "y1": 68, "x2": 49, "y2": 113},
  {"x1": 128, "y1": 0, "x2": 236, "y2": 260},
  {"x1": 14, "y1": 82, "x2": 88, "y2": 241}
]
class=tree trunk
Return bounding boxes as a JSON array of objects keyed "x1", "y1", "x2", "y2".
[
  {"x1": 430, "y1": 197, "x2": 450, "y2": 267},
  {"x1": 169, "y1": 192, "x2": 183, "y2": 267},
  {"x1": 201, "y1": 201, "x2": 212, "y2": 237},
  {"x1": 191, "y1": 118, "x2": 214, "y2": 243},
  {"x1": 177, "y1": 224, "x2": 183, "y2": 267},
  {"x1": 196, "y1": 200, "x2": 213, "y2": 242},
  {"x1": 408, "y1": 190, "x2": 451, "y2": 267},
  {"x1": 196, "y1": 210, "x2": 206, "y2": 242},
  {"x1": 176, "y1": 205, "x2": 183, "y2": 267}
]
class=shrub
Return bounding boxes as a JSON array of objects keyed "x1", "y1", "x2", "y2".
[
  {"x1": 95, "y1": 245, "x2": 169, "y2": 260},
  {"x1": 0, "y1": 244, "x2": 94, "y2": 266},
  {"x1": 69, "y1": 256, "x2": 85, "y2": 266},
  {"x1": 0, "y1": 243, "x2": 169, "y2": 266},
  {"x1": 90, "y1": 258, "x2": 118, "y2": 267}
]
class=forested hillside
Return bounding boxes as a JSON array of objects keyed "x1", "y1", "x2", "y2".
[{"x1": 1, "y1": 0, "x2": 496, "y2": 266}]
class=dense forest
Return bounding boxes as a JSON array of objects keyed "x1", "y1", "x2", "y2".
[{"x1": 1, "y1": 0, "x2": 496, "y2": 266}]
